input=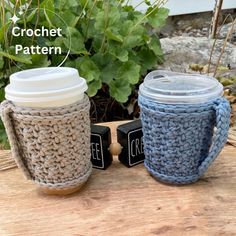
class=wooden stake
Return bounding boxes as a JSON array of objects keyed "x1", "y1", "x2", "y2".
[{"x1": 211, "y1": 0, "x2": 224, "y2": 39}]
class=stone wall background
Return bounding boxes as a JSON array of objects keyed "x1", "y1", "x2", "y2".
[
  {"x1": 160, "y1": 9, "x2": 236, "y2": 41},
  {"x1": 157, "y1": 9, "x2": 236, "y2": 73}
]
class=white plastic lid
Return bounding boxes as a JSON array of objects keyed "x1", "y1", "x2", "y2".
[
  {"x1": 5, "y1": 67, "x2": 88, "y2": 105},
  {"x1": 139, "y1": 70, "x2": 223, "y2": 104}
]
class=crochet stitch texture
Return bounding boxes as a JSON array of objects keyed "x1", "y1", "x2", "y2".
[
  {"x1": 138, "y1": 95, "x2": 231, "y2": 184},
  {"x1": 0, "y1": 96, "x2": 92, "y2": 189}
]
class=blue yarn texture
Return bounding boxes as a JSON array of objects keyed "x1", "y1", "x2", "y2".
[{"x1": 138, "y1": 95, "x2": 231, "y2": 184}]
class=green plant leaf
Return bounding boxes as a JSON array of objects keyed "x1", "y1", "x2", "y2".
[
  {"x1": 0, "y1": 79, "x2": 4, "y2": 88},
  {"x1": 41, "y1": 0, "x2": 55, "y2": 19},
  {"x1": 116, "y1": 50, "x2": 129, "y2": 62},
  {"x1": 92, "y1": 36, "x2": 103, "y2": 51},
  {"x1": 109, "y1": 79, "x2": 132, "y2": 103},
  {"x1": 62, "y1": 11, "x2": 80, "y2": 28},
  {"x1": 47, "y1": 37, "x2": 68, "y2": 53},
  {"x1": 2, "y1": 1, "x2": 14, "y2": 13},
  {"x1": 87, "y1": 79, "x2": 102, "y2": 97},
  {"x1": 0, "y1": 22, "x2": 11, "y2": 42},
  {"x1": 92, "y1": 52, "x2": 122, "y2": 84},
  {"x1": 94, "y1": 5, "x2": 120, "y2": 31},
  {"x1": 80, "y1": 0, "x2": 93, "y2": 9},
  {"x1": 81, "y1": 18, "x2": 96, "y2": 39},
  {"x1": 136, "y1": 48, "x2": 157, "y2": 75},
  {"x1": 0, "y1": 0, "x2": 167, "y2": 105},
  {"x1": 0, "y1": 54, "x2": 4, "y2": 69},
  {"x1": 55, "y1": 0, "x2": 80, "y2": 11},
  {"x1": 0, "y1": 50, "x2": 32, "y2": 64},
  {"x1": 148, "y1": 36, "x2": 163, "y2": 57},
  {"x1": 105, "y1": 29, "x2": 123, "y2": 43},
  {"x1": 24, "y1": 54, "x2": 50, "y2": 68},
  {"x1": 108, "y1": 6, "x2": 121, "y2": 26},
  {"x1": 144, "y1": 0, "x2": 152, "y2": 6},
  {"x1": 51, "y1": 55, "x2": 67, "y2": 66},
  {"x1": 0, "y1": 87, "x2": 5, "y2": 101},
  {"x1": 25, "y1": 8, "x2": 38, "y2": 23},
  {"x1": 65, "y1": 60, "x2": 76, "y2": 68},
  {"x1": 123, "y1": 35, "x2": 143, "y2": 48},
  {"x1": 63, "y1": 27, "x2": 88, "y2": 54},
  {"x1": 92, "y1": 52, "x2": 114, "y2": 68},
  {"x1": 109, "y1": 43, "x2": 128, "y2": 62},
  {"x1": 50, "y1": 10, "x2": 79, "y2": 30},
  {"x1": 4, "y1": 66, "x2": 19, "y2": 79},
  {"x1": 4, "y1": 12, "x2": 12, "y2": 23},
  {"x1": 101, "y1": 60, "x2": 121, "y2": 84},
  {"x1": 117, "y1": 60, "x2": 141, "y2": 84},
  {"x1": 94, "y1": 7, "x2": 107, "y2": 31},
  {"x1": 43, "y1": 8, "x2": 55, "y2": 28},
  {"x1": 147, "y1": 7, "x2": 169, "y2": 28},
  {"x1": 120, "y1": 20, "x2": 133, "y2": 36},
  {"x1": 122, "y1": 25, "x2": 146, "y2": 48},
  {"x1": 77, "y1": 57, "x2": 100, "y2": 82}
]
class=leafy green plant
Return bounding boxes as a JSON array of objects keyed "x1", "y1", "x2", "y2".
[
  {"x1": 0, "y1": 0, "x2": 168, "y2": 103},
  {"x1": 0, "y1": 0, "x2": 169, "y2": 148}
]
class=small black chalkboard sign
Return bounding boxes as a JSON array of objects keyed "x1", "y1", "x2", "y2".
[
  {"x1": 91, "y1": 125, "x2": 113, "y2": 170},
  {"x1": 117, "y1": 120, "x2": 144, "y2": 167}
]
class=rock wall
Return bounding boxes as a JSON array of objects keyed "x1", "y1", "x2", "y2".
[{"x1": 158, "y1": 10, "x2": 236, "y2": 73}]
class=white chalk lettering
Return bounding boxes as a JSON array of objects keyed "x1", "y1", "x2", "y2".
[
  {"x1": 91, "y1": 143, "x2": 101, "y2": 160},
  {"x1": 131, "y1": 137, "x2": 144, "y2": 157}
]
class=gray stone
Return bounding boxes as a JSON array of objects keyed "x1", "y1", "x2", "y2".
[
  {"x1": 159, "y1": 10, "x2": 236, "y2": 39},
  {"x1": 196, "y1": 32, "x2": 204, "y2": 37},
  {"x1": 181, "y1": 33, "x2": 189, "y2": 37},
  {"x1": 202, "y1": 27, "x2": 209, "y2": 33},
  {"x1": 219, "y1": 70, "x2": 236, "y2": 79},
  {"x1": 158, "y1": 18, "x2": 175, "y2": 36},
  {"x1": 218, "y1": 23, "x2": 236, "y2": 41},
  {"x1": 176, "y1": 20, "x2": 186, "y2": 28},
  {"x1": 159, "y1": 36, "x2": 236, "y2": 72},
  {"x1": 201, "y1": 31, "x2": 208, "y2": 36},
  {"x1": 175, "y1": 14, "x2": 211, "y2": 31},
  {"x1": 188, "y1": 32, "x2": 194, "y2": 36},
  {"x1": 185, "y1": 26, "x2": 192, "y2": 33}
]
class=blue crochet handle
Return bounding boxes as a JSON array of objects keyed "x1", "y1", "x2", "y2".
[{"x1": 198, "y1": 97, "x2": 231, "y2": 177}]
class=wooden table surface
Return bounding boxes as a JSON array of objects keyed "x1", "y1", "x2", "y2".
[{"x1": 0, "y1": 121, "x2": 236, "y2": 236}]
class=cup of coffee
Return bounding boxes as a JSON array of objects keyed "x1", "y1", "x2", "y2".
[
  {"x1": 138, "y1": 70, "x2": 231, "y2": 184},
  {"x1": 1, "y1": 67, "x2": 92, "y2": 195}
]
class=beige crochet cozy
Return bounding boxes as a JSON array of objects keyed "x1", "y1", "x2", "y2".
[{"x1": 0, "y1": 95, "x2": 92, "y2": 189}]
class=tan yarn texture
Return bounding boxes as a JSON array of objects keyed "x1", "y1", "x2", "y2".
[{"x1": 0, "y1": 96, "x2": 92, "y2": 189}]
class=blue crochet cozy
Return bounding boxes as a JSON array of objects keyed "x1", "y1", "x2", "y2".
[{"x1": 138, "y1": 95, "x2": 231, "y2": 185}]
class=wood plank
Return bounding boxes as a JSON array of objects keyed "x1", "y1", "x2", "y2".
[
  {"x1": 0, "y1": 150, "x2": 15, "y2": 171},
  {"x1": 0, "y1": 121, "x2": 236, "y2": 236}
]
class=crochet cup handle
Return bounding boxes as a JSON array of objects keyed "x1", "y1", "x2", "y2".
[
  {"x1": 0, "y1": 101, "x2": 32, "y2": 179},
  {"x1": 198, "y1": 97, "x2": 231, "y2": 177}
]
